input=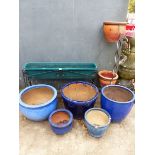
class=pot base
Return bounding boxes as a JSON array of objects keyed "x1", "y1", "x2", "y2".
[{"x1": 87, "y1": 131, "x2": 104, "y2": 138}]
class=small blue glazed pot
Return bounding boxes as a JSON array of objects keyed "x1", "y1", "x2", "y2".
[
  {"x1": 19, "y1": 84, "x2": 58, "y2": 121},
  {"x1": 84, "y1": 108, "x2": 111, "y2": 138},
  {"x1": 48, "y1": 109, "x2": 73, "y2": 135},
  {"x1": 101, "y1": 85, "x2": 135, "y2": 122},
  {"x1": 61, "y1": 81, "x2": 99, "y2": 119}
]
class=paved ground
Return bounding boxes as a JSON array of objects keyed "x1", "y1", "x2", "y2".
[{"x1": 19, "y1": 97, "x2": 135, "y2": 155}]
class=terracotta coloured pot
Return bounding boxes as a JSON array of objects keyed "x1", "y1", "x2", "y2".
[
  {"x1": 98, "y1": 70, "x2": 118, "y2": 87},
  {"x1": 103, "y1": 21, "x2": 127, "y2": 43}
]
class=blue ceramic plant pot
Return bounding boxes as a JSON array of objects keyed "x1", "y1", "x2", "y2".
[
  {"x1": 19, "y1": 84, "x2": 58, "y2": 121},
  {"x1": 101, "y1": 85, "x2": 135, "y2": 122},
  {"x1": 84, "y1": 108, "x2": 111, "y2": 138},
  {"x1": 48, "y1": 109, "x2": 73, "y2": 135},
  {"x1": 61, "y1": 81, "x2": 99, "y2": 119}
]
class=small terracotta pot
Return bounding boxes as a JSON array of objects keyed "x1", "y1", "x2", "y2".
[
  {"x1": 103, "y1": 21, "x2": 127, "y2": 43},
  {"x1": 98, "y1": 70, "x2": 118, "y2": 87}
]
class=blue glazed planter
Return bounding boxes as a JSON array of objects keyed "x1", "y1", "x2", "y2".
[
  {"x1": 61, "y1": 81, "x2": 99, "y2": 119},
  {"x1": 101, "y1": 85, "x2": 135, "y2": 122},
  {"x1": 19, "y1": 84, "x2": 58, "y2": 121},
  {"x1": 48, "y1": 109, "x2": 73, "y2": 135},
  {"x1": 84, "y1": 108, "x2": 111, "y2": 138}
]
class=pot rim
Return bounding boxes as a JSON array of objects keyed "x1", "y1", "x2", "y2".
[
  {"x1": 101, "y1": 85, "x2": 135, "y2": 104},
  {"x1": 98, "y1": 70, "x2": 118, "y2": 80},
  {"x1": 19, "y1": 84, "x2": 57, "y2": 109},
  {"x1": 61, "y1": 81, "x2": 99, "y2": 104},
  {"x1": 103, "y1": 21, "x2": 128, "y2": 25},
  {"x1": 84, "y1": 108, "x2": 111, "y2": 128},
  {"x1": 48, "y1": 109, "x2": 73, "y2": 128}
]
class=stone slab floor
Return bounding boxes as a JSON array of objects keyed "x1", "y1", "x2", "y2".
[{"x1": 19, "y1": 97, "x2": 135, "y2": 155}]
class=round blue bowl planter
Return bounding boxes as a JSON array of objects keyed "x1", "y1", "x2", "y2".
[
  {"x1": 19, "y1": 84, "x2": 58, "y2": 121},
  {"x1": 61, "y1": 81, "x2": 99, "y2": 119},
  {"x1": 48, "y1": 109, "x2": 73, "y2": 135},
  {"x1": 84, "y1": 108, "x2": 111, "y2": 138},
  {"x1": 101, "y1": 85, "x2": 135, "y2": 122}
]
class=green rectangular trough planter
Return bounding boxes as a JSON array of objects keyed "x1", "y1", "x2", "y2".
[{"x1": 22, "y1": 62, "x2": 98, "y2": 87}]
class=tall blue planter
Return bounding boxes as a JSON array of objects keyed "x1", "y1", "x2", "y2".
[
  {"x1": 101, "y1": 85, "x2": 135, "y2": 122},
  {"x1": 19, "y1": 84, "x2": 58, "y2": 121}
]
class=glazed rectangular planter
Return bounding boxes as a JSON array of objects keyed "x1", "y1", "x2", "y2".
[{"x1": 23, "y1": 62, "x2": 97, "y2": 80}]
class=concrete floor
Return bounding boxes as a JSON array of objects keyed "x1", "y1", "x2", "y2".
[{"x1": 19, "y1": 98, "x2": 135, "y2": 155}]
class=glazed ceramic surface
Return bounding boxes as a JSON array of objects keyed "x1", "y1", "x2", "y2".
[
  {"x1": 19, "y1": 84, "x2": 58, "y2": 121},
  {"x1": 48, "y1": 109, "x2": 73, "y2": 135},
  {"x1": 84, "y1": 108, "x2": 111, "y2": 138},
  {"x1": 101, "y1": 85, "x2": 135, "y2": 122},
  {"x1": 61, "y1": 81, "x2": 99, "y2": 119}
]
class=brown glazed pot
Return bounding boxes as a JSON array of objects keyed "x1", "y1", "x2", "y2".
[
  {"x1": 98, "y1": 70, "x2": 118, "y2": 87},
  {"x1": 103, "y1": 21, "x2": 127, "y2": 43}
]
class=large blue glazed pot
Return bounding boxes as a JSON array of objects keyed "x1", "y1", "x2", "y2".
[
  {"x1": 101, "y1": 85, "x2": 135, "y2": 122},
  {"x1": 19, "y1": 84, "x2": 58, "y2": 121},
  {"x1": 61, "y1": 81, "x2": 99, "y2": 119},
  {"x1": 48, "y1": 109, "x2": 73, "y2": 135},
  {"x1": 84, "y1": 108, "x2": 111, "y2": 138}
]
